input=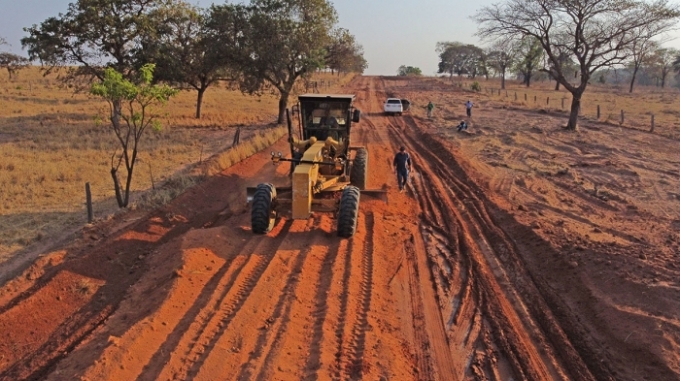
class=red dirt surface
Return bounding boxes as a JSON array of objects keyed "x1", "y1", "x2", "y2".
[{"x1": 1, "y1": 76, "x2": 679, "y2": 381}]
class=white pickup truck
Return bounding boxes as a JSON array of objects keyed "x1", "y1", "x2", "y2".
[{"x1": 384, "y1": 98, "x2": 411, "y2": 116}]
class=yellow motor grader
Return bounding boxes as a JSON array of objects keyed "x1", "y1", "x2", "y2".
[{"x1": 247, "y1": 94, "x2": 384, "y2": 237}]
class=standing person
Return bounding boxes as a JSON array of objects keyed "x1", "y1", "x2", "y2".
[
  {"x1": 393, "y1": 146, "x2": 412, "y2": 192},
  {"x1": 426, "y1": 101, "x2": 434, "y2": 118},
  {"x1": 465, "y1": 100, "x2": 474, "y2": 117}
]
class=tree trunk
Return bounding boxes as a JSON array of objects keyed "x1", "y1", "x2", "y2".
[
  {"x1": 277, "y1": 93, "x2": 289, "y2": 124},
  {"x1": 501, "y1": 71, "x2": 506, "y2": 90},
  {"x1": 662, "y1": 72, "x2": 667, "y2": 88},
  {"x1": 195, "y1": 87, "x2": 206, "y2": 119},
  {"x1": 555, "y1": 80, "x2": 560, "y2": 91},
  {"x1": 111, "y1": 99, "x2": 123, "y2": 130},
  {"x1": 111, "y1": 168, "x2": 125, "y2": 208},
  {"x1": 629, "y1": 65, "x2": 639, "y2": 93},
  {"x1": 525, "y1": 70, "x2": 532, "y2": 87},
  {"x1": 566, "y1": 94, "x2": 581, "y2": 130},
  {"x1": 122, "y1": 159, "x2": 135, "y2": 208}
]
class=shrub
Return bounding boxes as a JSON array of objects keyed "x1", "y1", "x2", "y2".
[{"x1": 471, "y1": 81, "x2": 481, "y2": 92}]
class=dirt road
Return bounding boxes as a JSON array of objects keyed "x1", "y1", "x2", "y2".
[{"x1": 1, "y1": 76, "x2": 678, "y2": 380}]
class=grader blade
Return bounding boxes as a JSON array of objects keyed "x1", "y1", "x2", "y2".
[{"x1": 360, "y1": 189, "x2": 388, "y2": 202}]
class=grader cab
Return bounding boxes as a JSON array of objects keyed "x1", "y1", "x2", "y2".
[{"x1": 247, "y1": 94, "x2": 383, "y2": 237}]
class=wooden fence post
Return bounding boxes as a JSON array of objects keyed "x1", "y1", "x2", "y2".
[
  {"x1": 620, "y1": 110, "x2": 625, "y2": 125},
  {"x1": 524, "y1": 93, "x2": 527, "y2": 101},
  {"x1": 547, "y1": 97, "x2": 550, "y2": 105},
  {"x1": 534, "y1": 95, "x2": 537, "y2": 103},
  {"x1": 561, "y1": 98, "x2": 565, "y2": 109},
  {"x1": 85, "y1": 183, "x2": 93, "y2": 223},
  {"x1": 597, "y1": 105, "x2": 600, "y2": 119},
  {"x1": 515, "y1": 92, "x2": 518, "y2": 100},
  {"x1": 650, "y1": 114, "x2": 655, "y2": 132},
  {"x1": 232, "y1": 126, "x2": 241, "y2": 146}
]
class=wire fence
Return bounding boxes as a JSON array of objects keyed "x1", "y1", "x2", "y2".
[{"x1": 447, "y1": 80, "x2": 680, "y2": 140}]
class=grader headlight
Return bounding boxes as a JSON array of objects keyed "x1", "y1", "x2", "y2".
[{"x1": 271, "y1": 151, "x2": 281, "y2": 164}]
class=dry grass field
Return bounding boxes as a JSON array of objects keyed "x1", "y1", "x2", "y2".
[
  {"x1": 0, "y1": 67, "x2": 354, "y2": 261},
  {"x1": 430, "y1": 76, "x2": 680, "y2": 138}
]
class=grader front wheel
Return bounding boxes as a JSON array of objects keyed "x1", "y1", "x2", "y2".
[
  {"x1": 350, "y1": 148, "x2": 368, "y2": 190},
  {"x1": 337, "y1": 186, "x2": 360, "y2": 238},
  {"x1": 251, "y1": 183, "x2": 277, "y2": 234}
]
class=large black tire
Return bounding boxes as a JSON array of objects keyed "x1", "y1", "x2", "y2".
[
  {"x1": 350, "y1": 148, "x2": 368, "y2": 190},
  {"x1": 337, "y1": 186, "x2": 360, "y2": 238},
  {"x1": 251, "y1": 183, "x2": 277, "y2": 234}
]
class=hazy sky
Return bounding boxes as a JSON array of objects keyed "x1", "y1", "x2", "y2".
[
  {"x1": 0, "y1": 0, "x2": 487, "y2": 75},
  {"x1": 2, "y1": 0, "x2": 680, "y2": 75}
]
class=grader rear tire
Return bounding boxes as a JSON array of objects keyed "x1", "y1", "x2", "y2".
[
  {"x1": 337, "y1": 186, "x2": 360, "y2": 238},
  {"x1": 251, "y1": 183, "x2": 277, "y2": 234},
  {"x1": 350, "y1": 148, "x2": 368, "y2": 190}
]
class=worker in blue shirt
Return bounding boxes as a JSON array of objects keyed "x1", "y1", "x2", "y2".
[{"x1": 393, "y1": 146, "x2": 412, "y2": 192}]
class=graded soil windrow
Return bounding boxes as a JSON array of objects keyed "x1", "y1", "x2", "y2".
[{"x1": 1, "y1": 76, "x2": 679, "y2": 381}]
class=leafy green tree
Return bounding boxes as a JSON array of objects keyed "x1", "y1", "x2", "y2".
[
  {"x1": 142, "y1": 2, "x2": 240, "y2": 119},
  {"x1": 398, "y1": 66, "x2": 422, "y2": 76},
  {"x1": 326, "y1": 28, "x2": 367, "y2": 75},
  {"x1": 436, "y1": 42, "x2": 486, "y2": 78},
  {"x1": 212, "y1": 0, "x2": 338, "y2": 124},
  {"x1": 0, "y1": 36, "x2": 29, "y2": 80},
  {"x1": 22, "y1": 0, "x2": 170, "y2": 81},
  {"x1": 91, "y1": 64, "x2": 178, "y2": 208},
  {"x1": 0, "y1": 53, "x2": 29, "y2": 80},
  {"x1": 476, "y1": 0, "x2": 680, "y2": 130}
]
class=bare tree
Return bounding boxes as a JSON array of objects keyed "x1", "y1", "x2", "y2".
[
  {"x1": 650, "y1": 47, "x2": 678, "y2": 87},
  {"x1": 475, "y1": 0, "x2": 680, "y2": 130},
  {"x1": 486, "y1": 39, "x2": 518, "y2": 89},
  {"x1": 627, "y1": 29, "x2": 660, "y2": 93},
  {"x1": 514, "y1": 37, "x2": 543, "y2": 87}
]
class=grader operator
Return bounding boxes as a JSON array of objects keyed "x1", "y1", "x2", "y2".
[{"x1": 247, "y1": 94, "x2": 383, "y2": 237}]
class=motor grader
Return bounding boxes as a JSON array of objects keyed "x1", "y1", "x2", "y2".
[{"x1": 247, "y1": 94, "x2": 383, "y2": 237}]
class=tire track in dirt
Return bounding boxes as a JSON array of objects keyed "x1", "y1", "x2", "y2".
[
  {"x1": 402, "y1": 238, "x2": 438, "y2": 380},
  {"x1": 134, "y1": 225, "x2": 278, "y2": 381},
  {"x1": 361, "y1": 75, "x2": 600, "y2": 379},
  {"x1": 302, "y1": 235, "x2": 351, "y2": 380},
  {"x1": 1, "y1": 300, "x2": 114, "y2": 381},
  {"x1": 249, "y1": 239, "x2": 338, "y2": 381},
  {"x1": 390, "y1": 110, "x2": 598, "y2": 379},
  {"x1": 232, "y1": 227, "x2": 326, "y2": 380},
  {"x1": 335, "y1": 212, "x2": 375, "y2": 380},
  {"x1": 153, "y1": 219, "x2": 294, "y2": 381},
  {"x1": 358, "y1": 89, "x2": 460, "y2": 380},
  {"x1": 393, "y1": 119, "x2": 561, "y2": 379}
]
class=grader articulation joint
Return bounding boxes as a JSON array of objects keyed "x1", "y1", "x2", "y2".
[{"x1": 247, "y1": 94, "x2": 384, "y2": 237}]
